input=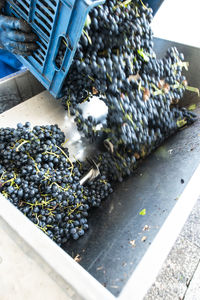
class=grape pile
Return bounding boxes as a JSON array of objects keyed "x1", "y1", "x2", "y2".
[
  {"x1": 0, "y1": 123, "x2": 113, "y2": 245},
  {"x1": 60, "y1": 0, "x2": 197, "y2": 181},
  {"x1": 0, "y1": 0, "x2": 198, "y2": 246}
]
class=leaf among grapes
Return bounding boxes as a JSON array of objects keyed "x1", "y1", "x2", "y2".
[
  {"x1": 186, "y1": 86, "x2": 200, "y2": 96},
  {"x1": 137, "y1": 49, "x2": 150, "y2": 62},
  {"x1": 188, "y1": 104, "x2": 197, "y2": 111},
  {"x1": 177, "y1": 119, "x2": 187, "y2": 128},
  {"x1": 139, "y1": 209, "x2": 146, "y2": 216}
]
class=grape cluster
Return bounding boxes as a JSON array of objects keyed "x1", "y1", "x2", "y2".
[
  {"x1": 0, "y1": 123, "x2": 113, "y2": 245},
  {"x1": 0, "y1": 1, "x2": 197, "y2": 246},
  {"x1": 60, "y1": 0, "x2": 196, "y2": 181}
]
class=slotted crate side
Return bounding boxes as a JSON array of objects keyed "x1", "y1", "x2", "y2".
[
  {"x1": 5, "y1": 0, "x2": 105, "y2": 98},
  {"x1": 5, "y1": 0, "x2": 58, "y2": 79},
  {"x1": 5, "y1": 0, "x2": 70, "y2": 77},
  {"x1": 7, "y1": 0, "x2": 30, "y2": 19},
  {"x1": 30, "y1": 0, "x2": 76, "y2": 81},
  {"x1": 47, "y1": 0, "x2": 107, "y2": 98}
]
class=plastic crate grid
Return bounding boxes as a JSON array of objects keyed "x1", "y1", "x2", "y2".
[{"x1": 5, "y1": 0, "x2": 105, "y2": 98}]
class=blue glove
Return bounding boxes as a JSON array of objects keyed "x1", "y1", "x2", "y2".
[{"x1": 0, "y1": 0, "x2": 38, "y2": 56}]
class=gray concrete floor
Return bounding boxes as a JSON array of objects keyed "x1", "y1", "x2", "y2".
[{"x1": 144, "y1": 198, "x2": 200, "y2": 299}]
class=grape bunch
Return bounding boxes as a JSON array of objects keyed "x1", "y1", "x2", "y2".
[
  {"x1": 59, "y1": 0, "x2": 197, "y2": 181},
  {"x1": 0, "y1": 0, "x2": 198, "y2": 246},
  {"x1": 0, "y1": 123, "x2": 113, "y2": 245}
]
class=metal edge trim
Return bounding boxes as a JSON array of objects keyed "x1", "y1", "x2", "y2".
[
  {"x1": 0, "y1": 69, "x2": 28, "y2": 84},
  {"x1": 0, "y1": 195, "x2": 115, "y2": 300}
]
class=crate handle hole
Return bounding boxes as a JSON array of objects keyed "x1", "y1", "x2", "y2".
[{"x1": 54, "y1": 36, "x2": 70, "y2": 71}]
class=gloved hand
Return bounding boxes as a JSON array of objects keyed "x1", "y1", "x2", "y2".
[{"x1": 0, "y1": 0, "x2": 38, "y2": 56}]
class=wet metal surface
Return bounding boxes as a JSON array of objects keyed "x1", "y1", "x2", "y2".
[
  {"x1": 62, "y1": 39, "x2": 200, "y2": 296},
  {"x1": 0, "y1": 70, "x2": 44, "y2": 114}
]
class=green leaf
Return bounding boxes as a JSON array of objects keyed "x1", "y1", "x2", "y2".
[
  {"x1": 153, "y1": 90, "x2": 163, "y2": 96},
  {"x1": 125, "y1": 113, "x2": 134, "y2": 125},
  {"x1": 186, "y1": 86, "x2": 200, "y2": 96},
  {"x1": 172, "y1": 82, "x2": 182, "y2": 90},
  {"x1": 188, "y1": 104, "x2": 197, "y2": 111},
  {"x1": 113, "y1": 0, "x2": 132, "y2": 10},
  {"x1": 120, "y1": 0, "x2": 132, "y2": 7},
  {"x1": 151, "y1": 83, "x2": 160, "y2": 92},
  {"x1": 151, "y1": 83, "x2": 163, "y2": 96},
  {"x1": 139, "y1": 209, "x2": 146, "y2": 216},
  {"x1": 177, "y1": 119, "x2": 187, "y2": 128},
  {"x1": 137, "y1": 49, "x2": 149, "y2": 62}
]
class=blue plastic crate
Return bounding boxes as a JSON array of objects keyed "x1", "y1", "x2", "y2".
[{"x1": 5, "y1": 0, "x2": 105, "y2": 98}]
